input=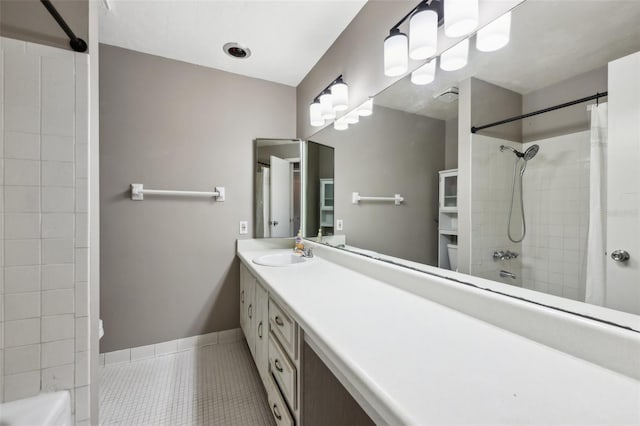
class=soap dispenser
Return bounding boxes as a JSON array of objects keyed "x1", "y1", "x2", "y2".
[
  {"x1": 317, "y1": 228, "x2": 323, "y2": 244},
  {"x1": 294, "y1": 230, "x2": 304, "y2": 253}
]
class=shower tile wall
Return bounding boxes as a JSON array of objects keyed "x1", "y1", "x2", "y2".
[
  {"x1": 471, "y1": 133, "x2": 589, "y2": 301},
  {"x1": 471, "y1": 135, "x2": 523, "y2": 286},
  {"x1": 520, "y1": 132, "x2": 589, "y2": 301},
  {"x1": 0, "y1": 37, "x2": 91, "y2": 424}
]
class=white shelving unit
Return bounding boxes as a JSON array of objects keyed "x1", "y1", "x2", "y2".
[
  {"x1": 320, "y1": 178, "x2": 334, "y2": 228},
  {"x1": 438, "y1": 169, "x2": 458, "y2": 270}
]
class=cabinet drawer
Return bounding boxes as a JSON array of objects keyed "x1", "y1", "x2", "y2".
[
  {"x1": 267, "y1": 374, "x2": 294, "y2": 426},
  {"x1": 269, "y1": 333, "x2": 297, "y2": 410},
  {"x1": 269, "y1": 297, "x2": 296, "y2": 358}
]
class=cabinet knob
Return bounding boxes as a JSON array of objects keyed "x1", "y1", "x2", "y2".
[
  {"x1": 258, "y1": 321, "x2": 263, "y2": 339},
  {"x1": 274, "y1": 316, "x2": 284, "y2": 326},
  {"x1": 274, "y1": 358, "x2": 284, "y2": 372},
  {"x1": 248, "y1": 304, "x2": 252, "y2": 319}
]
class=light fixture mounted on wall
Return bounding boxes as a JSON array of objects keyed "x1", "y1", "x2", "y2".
[{"x1": 309, "y1": 75, "x2": 349, "y2": 127}]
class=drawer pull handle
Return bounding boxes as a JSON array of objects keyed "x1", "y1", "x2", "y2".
[
  {"x1": 258, "y1": 321, "x2": 263, "y2": 339},
  {"x1": 272, "y1": 403, "x2": 282, "y2": 420},
  {"x1": 241, "y1": 289, "x2": 244, "y2": 304},
  {"x1": 248, "y1": 304, "x2": 252, "y2": 319},
  {"x1": 274, "y1": 359, "x2": 284, "y2": 372},
  {"x1": 274, "y1": 316, "x2": 284, "y2": 326}
]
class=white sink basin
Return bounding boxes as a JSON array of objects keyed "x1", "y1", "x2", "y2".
[{"x1": 252, "y1": 253, "x2": 312, "y2": 267}]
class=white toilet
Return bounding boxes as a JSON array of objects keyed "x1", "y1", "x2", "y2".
[{"x1": 447, "y1": 244, "x2": 458, "y2": 271}]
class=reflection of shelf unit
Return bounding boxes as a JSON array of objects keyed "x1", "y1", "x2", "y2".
[
  {"x1": 320, "y1": 179, "x2": 334, "y2": 228},
  {"x1": 438, "y1": 169, "x2": 458, "y2": 270}
]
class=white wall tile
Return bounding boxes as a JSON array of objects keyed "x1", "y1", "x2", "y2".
[
  {"x1": 4, "y1": 159, "x2": 40, "y2": 186},
  {"x1": 42, "y1": 161, "x2": 75, "y2": 187},
  {"x1": 5, "y1": 292, "x2": 40, "y2": 320},
  {"x1": 75, "y1": 282, "x2": 88, "y2": 317},
  {"x1": 105, "y1": 349, "x2": 131, "y2": 365},
  {"x1": 75, "y1": 179, "x2": 88, "y2": 213},
  {"x1": 4, "y1": 318, "x2": 40, "y2": 347},
  {"x1": 42, "y1": 187, "x2": 75, "y2": 213},
  {"x1": 3, "y1": 52, "x2": 40, "y2": 108},
  {"x1": 42, "y1": 289, "x2": 74, "y2": 315},
  {"x1": 1, "y1": 37, "x2": 27, "y2": 53},
  {"x1": 75, "y1": 213, "x2": 88, "y2": 247},
  {"x1": 5, "y1": 239, "x2": 41, "y2": 266},
  {"x1": 75, "y1": 385, "x2": 90, "y2": 421},
  {"x1": 42, "y1": 363, "x2": 74, "y2": 391},
  {"x1": 4, "y1": 265, "x2": 40, "y2": 293},
  {"x1": 75, "y1": 351, "x2": 89, "y2": 386},
  {"x1": 4, "y1": 105, "x2": 40, "y2": 134},
  {"x1": 4, "y1": 344, "x2": 40, "y2": 374},
  {"x1": 75, "y1": 248, "x2": 88, "y2": 282},
  {"x1": 42, "y1": 314, "x2": 75, "y2": 342},
  {"x1": 42, "y1": 239, "x2": 74, "y2": 264},
  {"x1": 75, "y1": 316, "x2": 88, "y2": 352},
  {"x1": 42, "y1": 264, "x2": 75, "y2": 290},
  {"x1": 4, "y1": 186, "x2": 40, "y2": 212},
  {"x1": 42, "y1": 213, "x2": 75, "y2": 239},
  {"x1": 4, "y1": 213, "x2": 40, "y2": 239},
  {"x1": 42, "y1": 339, "x2": 74, "y2": 368},
  {"x1": 42, "y1": 135, "x2": 74, "y2": 161},
  {"x1": 4, "y1": 131, "x2": 40, "y2": 159},
  {"x1": 4, "y1": 370, "x2": 40, "y2": 402},
  {"x1": 42, "y1": 56, "x2": 74, "y2": 137},
  {"x1": 75, "y1": 143, "x2": 88, "y2": 178}
]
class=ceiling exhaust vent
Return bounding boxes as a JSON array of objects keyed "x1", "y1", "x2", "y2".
[{"x1": 435, "y1": 86, "x2": 459, "y2": 103}]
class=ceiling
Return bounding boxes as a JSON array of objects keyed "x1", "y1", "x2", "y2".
[
  {"x1": 98, "y1": 0, "x2": 367, "y2": 87},
  {"x1": 375, "y1": 0, "x2": 640, "y2": 120}
]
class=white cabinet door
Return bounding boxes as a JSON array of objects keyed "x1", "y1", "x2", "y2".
[
  {"x1": 255, "y1": 281, "x2": 269, "y2": 382},
  {"x1": 606, "y1": 51, "x2": 640, "y2": 314},
  {"x1": 240, "y1": 263, "x2": 256, "y2": 354}
]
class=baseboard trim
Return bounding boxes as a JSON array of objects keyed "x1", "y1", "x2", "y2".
[{"x1": 100, "y1": 328, "x2": 242, "y2": 366}]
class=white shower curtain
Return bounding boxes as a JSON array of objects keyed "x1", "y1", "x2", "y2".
[{"x1": 585, "y1": 104, "x2": 608, "y2": 305}]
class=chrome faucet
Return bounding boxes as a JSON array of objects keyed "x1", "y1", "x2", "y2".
[
  {"x1": 302, "y1": 248, "x2": 314, "y2": 258},
  {"x1": 493, "y1": 250, "x2": 519, "y2": 260}
]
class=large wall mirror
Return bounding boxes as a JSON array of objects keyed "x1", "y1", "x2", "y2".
[
  {"x1": 254, "y1": 139, "x2": 335, "y2": 238},
  {"x1": 307, "y1": 0, "x2": 640, "y2": 320}
]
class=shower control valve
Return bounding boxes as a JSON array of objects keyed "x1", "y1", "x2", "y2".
[{"x1": 493, "y1": 250, "x2": 519, "y2": 260}]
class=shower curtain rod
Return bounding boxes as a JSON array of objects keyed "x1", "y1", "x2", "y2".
[
  {"x1": 471, "y1": 91, "x2": 608, "y2": 134},
  {"x1": 40, "y1": 0, "x2": 87, "y2": 52}
]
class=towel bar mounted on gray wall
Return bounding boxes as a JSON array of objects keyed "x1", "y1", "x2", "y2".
[{"x1": 130, "y1": 184, "x2": 225, "y2": 201}]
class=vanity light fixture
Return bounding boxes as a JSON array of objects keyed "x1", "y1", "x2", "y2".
[
  {"x1": 409, "y1": 3, "x2": 439, "y2": 60},
  {"x1": 444, "y1": 0, "x2": 479, "y2": 38},
  {"x1": 309, "y1": 75, "x2": 349, "y2": 126},
  {"x1": 440, "y1": 38, "x2": 469, "y2": 71},
  {"x1": 334, "y1": 118, "x2": 349, "y2": 131},
  {"x1": 309, "y1": 98, "x2": 324, "y2": 127},
  {"x1": 358, "y1": 98, "x2": 374, "y2": 116},
  {"x1": 345, "y1": 110, "x2": 360, "y2": 124},
  {"x1": 411, "y1": 59, "x2": 437, "y2": 85},
  {"x1": 384, "y1": 28, "x2": 409, "y2": 77},
  {"x1": 319, "y1": 89, "x2": 336, "y2": 120},
  {"x1": 476, "y1": 11, "x2": 512, "y2": 52},
  {"x1": 331, "y1": 76, "x2": 349, "y2": 111}
]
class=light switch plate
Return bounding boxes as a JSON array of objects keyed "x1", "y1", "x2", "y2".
[
  {"x1": 239, "y1": 221, "x2": 248, "y2": 235},
  {"x1": 336, "y1": 219, "x2": 343, "y2": 231}
]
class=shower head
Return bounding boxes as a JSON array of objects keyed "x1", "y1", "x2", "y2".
[
  {"x1": 523, "y1": 144, "x2": 540, "y2": 161},
  {"x1": 500, "y1": 145, "x2": 524, "y2": 157}
]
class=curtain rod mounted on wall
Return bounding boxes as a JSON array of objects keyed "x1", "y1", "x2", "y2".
[
  {"x1": 40, "y1": 0, "x2": 88, "y2": 52},
  {"x1": 471, "y1": 91, "x2": 608, "y2": 134}
]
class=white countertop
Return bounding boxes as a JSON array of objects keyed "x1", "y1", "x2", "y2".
[{"x1": 237, "y1": 242, "x2": 640, "y2": 425}]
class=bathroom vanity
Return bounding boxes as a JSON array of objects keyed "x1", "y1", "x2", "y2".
[{"x1": 238, "y1": 238, "x2": 640, "y2": 425}]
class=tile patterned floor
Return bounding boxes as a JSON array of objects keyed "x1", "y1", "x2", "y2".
[{"x1": 100, "y1": 341, "x2": 275, "y2": 425}]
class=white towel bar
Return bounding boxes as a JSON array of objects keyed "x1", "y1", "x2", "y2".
[
  {"x1": 352, "y1": 192, "x2": 404, "y2": 206},
  {"x1": 131, "y1": 184, "x2": 225, "y2": 201}
]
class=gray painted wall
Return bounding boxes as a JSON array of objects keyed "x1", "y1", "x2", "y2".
[
  {"x1": 471, "y1": 78, "x2": 523, "y2": 142},
  {"x1": 312, "y1": 106, "x2": 445, "y2": 265},
  {"x1": 99, "y1": 44, "x2": 295, "y2": 351},
  {"x1": 522, "y1": 66, "x2": 607, "y2": 142},
  {"x1": 0, "y1": 0, "x2": 89, "y2": 52}
]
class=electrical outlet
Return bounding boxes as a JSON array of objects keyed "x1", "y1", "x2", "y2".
[
  {"x1": 336, "y1": 219, "x2": 343, "y2": 231},
  {"x1": 239, "y1": 221, "x2": 248, "y2": 235}
]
